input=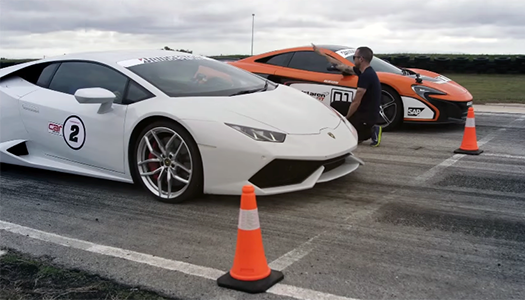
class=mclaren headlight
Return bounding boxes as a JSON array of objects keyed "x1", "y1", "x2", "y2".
[
  {"x1": 412, "y1": 85, "x2": 447, "y2": 100},
  {"x1": 225, "y1": 123, "x2": 286, "y2": 143}
]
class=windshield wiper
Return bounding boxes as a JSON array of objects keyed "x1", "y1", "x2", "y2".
[{"x1": 229, "y1": 80, "x2": 268, "y2": 96}]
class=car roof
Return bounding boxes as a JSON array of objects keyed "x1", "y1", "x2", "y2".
[
  {"x1": 41, "y1": 49, "x2": 196, "y2": 65},
  {"x1": 308, "y1": 44, "x2": 355, "y2": 52}
]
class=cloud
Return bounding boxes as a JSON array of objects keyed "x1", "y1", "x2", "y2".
[{"x1": 0, "y1": 0, "x2": 523, "y2": 58}]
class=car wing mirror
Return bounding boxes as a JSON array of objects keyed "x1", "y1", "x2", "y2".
[
  {"x1": 74, "y1": 87, "x2": 116, "y2": 114},
  {"x1": 326, "y1": 63, "x2": 339, "y2": 72}
]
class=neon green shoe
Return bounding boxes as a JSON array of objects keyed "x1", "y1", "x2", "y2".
[{"x1": 370, "y1": 125, "x2": 382, "y2": 147}]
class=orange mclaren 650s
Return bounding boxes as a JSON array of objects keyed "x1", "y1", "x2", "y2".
[{"x1": 228, "y1": 45, "x2": 473, "y2": 131}]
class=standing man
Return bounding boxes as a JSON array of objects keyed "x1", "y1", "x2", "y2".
[{"x1": 312, "y1": 44, "x2": 382, "y2": 147}]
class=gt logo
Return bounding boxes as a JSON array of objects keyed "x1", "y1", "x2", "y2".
[
  {"x1": 48, "y1": 122, "x2": 63, "y2": 136},
  {"x1": 331, "y1": 89, "x2": 353, "y2": 103},
  {"x1": 408, "y1": 107, "x2": 425, "y2": 116}
]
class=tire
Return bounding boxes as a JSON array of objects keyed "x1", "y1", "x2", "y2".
[
  {"x1": 377, "y1": 85, "x2": 403, "y2": 131},
  {"x1": 129, "y1": 119, "x2": 203, "y2": 204}
]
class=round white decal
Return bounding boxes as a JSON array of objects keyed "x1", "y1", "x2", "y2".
[{"x1": 63, "y1": 115, "x2": 86, "y2": 150}]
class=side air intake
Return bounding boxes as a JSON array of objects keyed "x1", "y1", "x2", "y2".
[{"x1": 6, "y1": 141, "x2": 29, "y2": 156}]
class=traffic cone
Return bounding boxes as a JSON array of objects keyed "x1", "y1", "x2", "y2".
[
  {"x1": 454, "y1": 107, "x2": 483, "y2": 155},
  {"x1": 217, "y1": 185, "x2": 284, "y2": 294}
]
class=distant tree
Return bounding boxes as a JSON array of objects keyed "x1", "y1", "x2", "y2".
[{"x1": 162, "y1": 46, "x2": 192, "y2": 54}]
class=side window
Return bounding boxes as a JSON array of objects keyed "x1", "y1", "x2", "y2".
[
  {"x1": 123, "y1": 80, "x2": 153, "y2": 104},
  {"x1": 255, "y1": 53, "x2": 293, "y2": 67},
  {"x1": 287, "y1": 51, "x2": 340, "y2": 73},
  {"x1": 36, "y1": 63, "x2": 60, "y2": 88},
  {"x1": 48, "y1": 61, "x2": 128, "y2": 103}
]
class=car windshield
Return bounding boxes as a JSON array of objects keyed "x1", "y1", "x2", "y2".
[
  {"x1": 337, "y1": 50, "x2": 404, "y2": 75},
  {"x1": 125, "y1": 55, "x2": 273, "y2": 97}
]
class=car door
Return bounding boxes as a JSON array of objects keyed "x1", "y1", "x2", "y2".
[
  {"x1": 18, "y1": 60, "x2": 131, "y2": 174},
  {"x1": 273, "y1": 51, "x2": 358, "y2": 113}
]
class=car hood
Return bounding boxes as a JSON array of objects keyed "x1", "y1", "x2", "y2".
[
  {"x1": 404, "y1": 68, "x2": 470, "y2": 95},
  {"x1": 175, "y1": 85, "x2": 342, "y2": 135}
]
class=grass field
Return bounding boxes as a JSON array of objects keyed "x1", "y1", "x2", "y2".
[
  {"x1": 0, "y1": 249, "x2": 173, "y2": 300},
  {"x1": 444, "y1": 74, "x2": 525, "y2": 103}
]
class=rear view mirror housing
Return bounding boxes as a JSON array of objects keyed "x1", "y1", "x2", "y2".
[
  {"x1": 326, "y1": 63, "x2": 339, "y2": 72},
  {"x1": 74, "y1": 87, "x2": 116, "y2": 114}
]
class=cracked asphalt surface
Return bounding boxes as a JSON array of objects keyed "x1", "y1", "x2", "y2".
[{"x1": 1, "y1": 112, "x2": 524, "y2": 300}]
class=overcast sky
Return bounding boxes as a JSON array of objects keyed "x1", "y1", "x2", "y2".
[{"x1": 1, "y1": 0, "x2": 523, "y2": 59}]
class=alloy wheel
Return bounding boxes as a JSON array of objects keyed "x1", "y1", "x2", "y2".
[{"x1": 136, "y1": 127, "x2": 193, "y2": 200}]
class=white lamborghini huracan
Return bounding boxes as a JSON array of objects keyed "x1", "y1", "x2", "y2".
[{"x1": 0, "y1": 49, "x2": 364, "y2": 203}]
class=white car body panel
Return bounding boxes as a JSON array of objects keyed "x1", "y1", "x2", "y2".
[
  {"x1": 401, "y1": 96, "x2": 435, "y2": 119},
  {"x1": 287, "y1": 82, "x2": 439, "y2": 120},
  {"x1": 288, "y1": 82, "x2": 356, "y2": 108},
  {"x1": 0, "y1": 49, "x2": 363, "y2": 198}
]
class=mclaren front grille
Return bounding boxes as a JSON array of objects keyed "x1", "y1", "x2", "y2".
[{"x1": 249, "y1": 153, "x2": 350, "y2": 189}]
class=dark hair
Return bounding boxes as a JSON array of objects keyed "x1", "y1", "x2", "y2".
[{"x1": 356, "y1": 46, "x2": 373, "y2": 63}]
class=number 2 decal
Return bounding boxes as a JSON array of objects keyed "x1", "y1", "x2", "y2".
[
  {"x1": 69, "y1": 125, "x2": 79, "y2": 143},
  {"x1": 63, "y1": 116, "x2": 86, "y2": 150}
]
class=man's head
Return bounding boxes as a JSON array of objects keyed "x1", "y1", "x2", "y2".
[{"x1": 354, "y1": 46, "x2": 373, "y2": 68}]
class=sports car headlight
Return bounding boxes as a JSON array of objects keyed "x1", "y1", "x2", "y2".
[
  {"x1": 225, "y1": 123, "x2": 286, "y2": 143},
  {"x1": 411, "y1": 85, "x2": 447, "y2": 100}
]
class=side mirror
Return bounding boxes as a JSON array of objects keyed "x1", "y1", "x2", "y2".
[
  {"x1": 326, "y1": 63, "x2": 339, "y2": 72},
  {"x1": 74, "y1": 87, "x2": 115, "y2": 114}
]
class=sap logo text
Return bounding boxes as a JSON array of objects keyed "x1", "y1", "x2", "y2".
[{"x1": 408, "y1": 107, "x2": 425, "y2": 116}]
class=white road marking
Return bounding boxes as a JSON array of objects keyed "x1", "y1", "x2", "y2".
[
  {"x1": 482, "y1": 153, "x2": 525, "y2": 160},
  {"x1": 0, "y1": 220, "x2": 361, "y2": 300},
  {"x1": 268, "y1": 284, "x2": 361, "y2": 300},
  {"x1": 0, "y1": 250, "x2": 7, "y2": 256},
  {"x1": 269, "y1": 189, "x2": 398, "y2": 272},
  {"x1": 414, "y1": 128, "x2": 505, "y2": 183},
  {"x1": 269, "y1": 232, "x2": 323, "y2": 271}
]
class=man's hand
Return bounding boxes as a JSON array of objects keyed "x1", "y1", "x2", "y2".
[
  {"x1": 312, "y1": 42, "x2": 355, "y2": 75},
  {"x1": 312, "y1": 43, "x2": 323, "y2": 56},
  {"x1": 346, "y1": 87, "x2": 366, "y2": 118}
]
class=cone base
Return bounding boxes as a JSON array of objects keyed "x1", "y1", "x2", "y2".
[
  {"x1": 454, "y1": 147, "x2": 483, "y2": 155},
  {"x1": 217, "y1": 269, "x2": 284, "y2": 294}
]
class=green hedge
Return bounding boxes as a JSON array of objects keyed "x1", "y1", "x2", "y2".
[{"x1": 3, "y1": 54, "x2": 525, "y2": 74}]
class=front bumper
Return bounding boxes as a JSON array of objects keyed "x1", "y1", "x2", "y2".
[
  {"x1": 185, "y1": 118, "x2": 363, "y2": 196},
  {"x1": 429, "y1": 97, "x2": 472, "y2": 124},
  {"x1": 405, "y1": 96, "x2": 472, "y2": 124}
]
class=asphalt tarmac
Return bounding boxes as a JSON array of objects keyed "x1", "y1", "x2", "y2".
[{"x1": 1, "y1": 111, "x2": 524, "y2": 300}]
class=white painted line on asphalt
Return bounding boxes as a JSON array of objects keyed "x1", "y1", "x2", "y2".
[
  {"x1": 268, "y1": 284, "x2": 361, "y2": 300},
  {"x1": 414, "y1": 128, "x2": 505, "y2": 183},
  {"x1": 482, "y1": 153, "x2": 525, "y2": 160},
  {"x1": 269, "y1": 232, "x2": 323, "y2": 271},
  {"x1": 0, "y1": 220, "x2": 361, "y2": 300},
  {"x1": 414, "y1": 154, "x2": 464, "y2": 182},
  {"x1": 0, "y1": 250, "x2": 6, "y2": 256}
]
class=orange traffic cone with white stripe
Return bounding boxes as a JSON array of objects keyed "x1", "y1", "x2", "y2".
[
  {"x1": 217, "y1": 185, "x2": 284, "y2": 294},
  {"x1": 454, "y1": 107, "x2": 483, "y2": 155}
]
